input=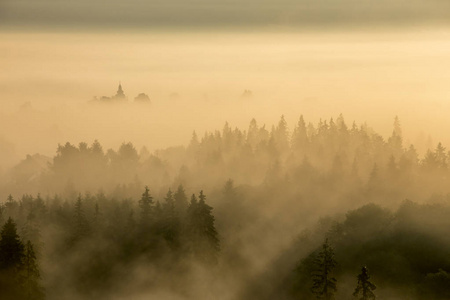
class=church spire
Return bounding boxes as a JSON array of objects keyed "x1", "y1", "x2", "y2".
[{"x1": 115, "y1": 82, "x2": 125, "y2": 99}]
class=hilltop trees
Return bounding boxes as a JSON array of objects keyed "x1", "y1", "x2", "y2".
[{"x1": 15, "y1": 114, "x2": 450, "y2": 209}]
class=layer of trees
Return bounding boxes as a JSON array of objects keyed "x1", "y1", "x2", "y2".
[
  {"x1": 5, "y1": 115, "x2": 450, "y2": 204},
  {"x1": 0, "y1": 217, "x2": 44, "y2": 300},
  {"x1": 1, "y1": 115, "x2": 450, "y2": 299},
  {"x1": 0, "y1": 186, "x2": 219, "y2": 299}
]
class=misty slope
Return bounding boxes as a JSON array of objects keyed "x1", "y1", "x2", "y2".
[
  {"x1": 244, "y1": 201, "x2": 450, "y2": 300},
  {"x1": 1, "y1": 114, "x2": 450, "y2": 299},
  {"x1": 3, "y1": 114, "x2": 450, "y2": 216}
]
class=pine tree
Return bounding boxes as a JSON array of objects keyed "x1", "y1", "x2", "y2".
[
  {"x1": 0, "y1": 217, "x2": 25, "y2": 299},
  {"x1": 275, "y1": 115, "x2": 290, "y2": 152},
  {"x1": 0, "y1": 217, "x2": 25, "y2": 270},
  {"x1": 353, "y1": 266, "x2": 376, "y2": 300},
  {"x1": 188, "y1": 131, "x2": 200, "y2": 151},
  {"x1": 247, "y1": 118, "x2": 259, "y2": 149},
  {"x1": 336, "y1": 113, "x2": 348, "y2": 133},
  {"x1": 138, "y1": 186, "x2": 154, "y2": 227},
  {"x1": 72, "y1": 195, "x2": 90, "y2": 242},
  {"x1": 21, "y1": 212, "x2": 42, "y2": 256},
  {"x1": 292, "y1": 115, "x2": 308, "y2": 152},
  {"x1": 22, "y1": 241, "x2": 45, "y2": 300},
  {"x1": 162, "y1": 189, "x2": 180, "y2": 247},
  {"x1": 187, "y1": 191, "x2": 219, "y2": 263},
  {"x1": 435, "y1": 142, "x2": 447, "y2": 170},
  {"x1": 174, "y1": 185, "x2": 188, "y2": 217},
  {"x1": 164, "y1": 189, "x2": 175, "y2": 211},
  {"x1": 423, "y1": 150, "x2": 439, "y2": 171},
  {"x1": 311, "y1": 239, "x2": 337, "y2": 300},
  {"x1": 388, "y1": 116, "x2": 403, "y2": 158},
  {"x1": 5, "y1": 194, "x2": 18, "y2": 218}
]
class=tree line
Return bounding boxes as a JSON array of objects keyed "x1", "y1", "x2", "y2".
[
  {"x1": 2, "y1": 115, "x2": 450, "y2": 299},
  {"x1": 0, "y1": 185, "x2": 219, "y2": 299},
  {"x1": 6, "y1": 115, "x2": 450, "y2": 206}
]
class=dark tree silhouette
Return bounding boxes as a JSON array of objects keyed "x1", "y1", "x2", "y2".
[
  {"x1": 0, "y1": 217, "x2": 25, "y2": 299},
  {"x1": 138, "y1": 186, "x2": 154, "y2": 226},
  {"x1": 71, "y1": 195, "x2": 90, "y2": 243},
  {"x1": 161, "y1": 189, "x2": 180, "y2": 247},
  {"x1": 0, "y1": 217, "x2": 25, "y2": 270},
  {"x1": 187, "y1": 191, "x2": 220, "y2": 263},
  {"x1": 174, "y1": 185, "x2": 188, "y2": 217},
  {"x1": 197, "y1": 190, "x2": 220, "y2": 252},
  {"x1": 353, "y1": 266, "x2": 376, "y2": 300},
  {"x1": 22, "y1": 240, "x2": 45, "y2": 300},
  {"x1": 311, "y1": 238, "x2": 337, "y2": 300}
]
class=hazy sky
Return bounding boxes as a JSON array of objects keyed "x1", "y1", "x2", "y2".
[
  {"x1": 1, "y1": 1, "x2": 450, "y2": 167},
  {"x1": 2, "y1": 0, "x2": 450, "y2": 31}
]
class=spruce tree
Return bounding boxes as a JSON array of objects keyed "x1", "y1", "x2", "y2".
[
  {"x1": 22, "y1": 241, "x2": 45, "y2": 300},
  {"x1": 138, "y1": 186, "x2": 154, "y2": 227},
  {"x1": 187, "y1": 191, "x2": 219, "y2": 263},
  {"x1": 353, "y1": 266, "x2": 376, "y2": 300},
  {"x1": 21, "y1": 212, "x2": 42, "y2": 256},
  {"x1": 71, "y1": 195, "x2": 90, "y2": 242},
  {"x1": 311, "y1": 238, "x2": 337, "y2": 300},
  {"x1": 0, "y1": 217, "x2": 25, "y2": 270},
  {"x1": 5, "y1": 195, "x2": 18, "y2": 218},
  {"x1": 292, "y1": 115, "x2": 308, "y2": 152},
  {"x1": 435, "y1": 143, "x2": 448, "y2": 170},
  {"x1": 198, "y1": 191, "x2": 219, "y2": 251},
  {"x1": 174, "y1": 185, "x2": 188, "y2": 217},
  {"x1": 0, "y1": 217, "x2": 25, "y2": 299},
  {"x1": 162, "y1": 189, "x2": 180, "y2": 247}
]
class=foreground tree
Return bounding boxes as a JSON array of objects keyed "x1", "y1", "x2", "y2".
[
  {"x1": 353, "y1": 266, "x2": 376, "y2": 300},
  {"x1": 0, "y1": 217, "x2": 25, "y2": 299},
  {"x1": 311, "y1": 239, "x2": 337, "y2": 300},
  {"x1": 187, "y1": 191, "x2": 220, "y2": 263},
  {"x1": 22, "y1": 241, "x2": 45, "y2": 300}
]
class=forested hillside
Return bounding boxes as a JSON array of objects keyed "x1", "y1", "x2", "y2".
[{"x1": 1, "y1": 115, "x2": 450, "y2": 299}]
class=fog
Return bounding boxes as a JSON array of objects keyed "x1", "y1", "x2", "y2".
[
  {"x1": 2, "y1": 4, "x2": 450, "y2": 299},
  {"x1": 2, "y1": 30, "x2": 450, "y2": 167}
]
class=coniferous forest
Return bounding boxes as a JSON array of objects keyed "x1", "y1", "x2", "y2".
[
  {"x1": 3, "y1": 0, "x2": 450, "y2": 297},
  {"x1": 1, "y1": 115, "x2": 450, "y2": 299}
]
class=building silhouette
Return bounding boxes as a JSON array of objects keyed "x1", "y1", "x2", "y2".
[{"x1": 114, "y1": 83, "x2": 126, "y2": 100}]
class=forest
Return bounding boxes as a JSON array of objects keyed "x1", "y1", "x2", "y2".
[{"x1": 1, "y1": 114, "x2": 450, "y2": 300}]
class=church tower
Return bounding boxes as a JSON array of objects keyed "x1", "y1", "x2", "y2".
[{"x1": 114, "y1": 82, "x2": 126, "y2": 100}]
